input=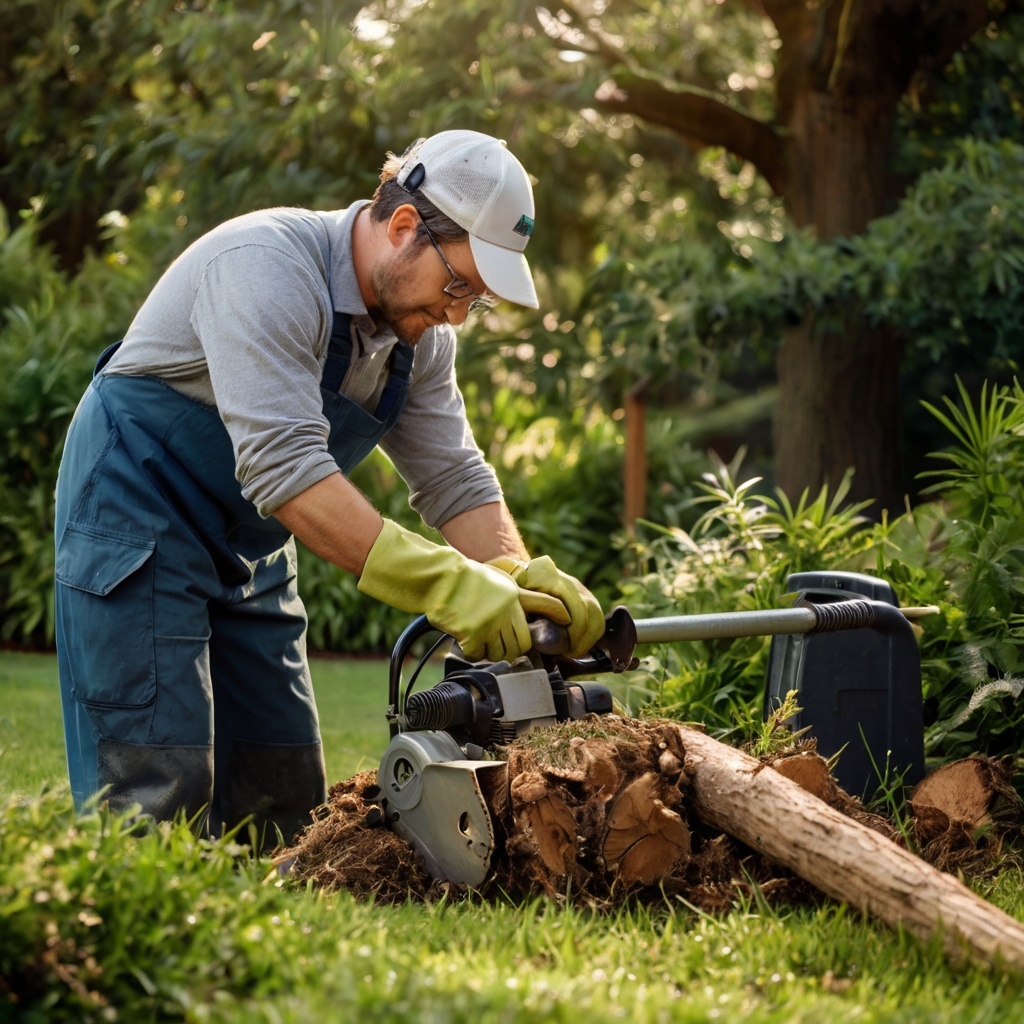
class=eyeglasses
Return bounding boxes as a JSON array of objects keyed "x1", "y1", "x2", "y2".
[{"x1": 419, "y1": 220, "x2": 498, "y2": 314}]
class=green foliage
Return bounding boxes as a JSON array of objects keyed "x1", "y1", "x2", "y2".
[
  {"x1": 745, "y1": 688, "x2": 806, "y2": 759},
  {"x1": 0, "y1": 210, "x2": 151, "y2": 645},
  {"x1": 573, "y1": 137, "x2": 1024, "y2": 385},
  {"x1": 918, "y1": 377, "x2": 1024, "y2": 522},
  {"x1": 902, "y1": 380, "x2": 1024, "y2": 760},
  {"x1": 628, "y1": 379, "x2": 1024, "y2": 768},
  {"x1": 623, "y1": 454, "x2": 879, "y2": 738},
  {"x1": 1, "y1": 794, "x2": 291, "y2": 1016},
  {"x1": 4, "y1": 785, "x2": 1024, "y2": 1021},
  {"x1": 897, "y1": 3, "x2": 1024, "y2": 174},
  {"x1": 0, "y1": 0, "x2": 394, "y2": 268}
]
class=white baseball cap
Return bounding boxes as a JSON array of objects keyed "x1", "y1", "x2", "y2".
[{"x1": 395, "y1": 130, "x2": 539, "y2": 309}]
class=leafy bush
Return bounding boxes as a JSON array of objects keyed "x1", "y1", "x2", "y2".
[
  {"x1": 627, "y1": 379, "x2": 1024, "y2": 768},
  {"x1": 622, "y1": 457, "x2": 879, "y2": 738},
  {"x1": 0, "y1": 792, "x2": 296, "y2": 1018},
  {"x1": 0, "y1": 209, "x2": 152, "y2": 645}
]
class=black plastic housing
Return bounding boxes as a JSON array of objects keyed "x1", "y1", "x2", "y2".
[{"x1": 764, "y1": 570, "x2": 925, "y2": 797}]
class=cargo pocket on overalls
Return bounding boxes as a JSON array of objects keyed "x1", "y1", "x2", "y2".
[{"x1": 55, "y1": 523, "x2": 157, "y2": 708}]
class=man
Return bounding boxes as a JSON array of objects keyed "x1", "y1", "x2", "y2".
[{"x1": 54, "y1": 130, "x2": 603, "y2": 844}]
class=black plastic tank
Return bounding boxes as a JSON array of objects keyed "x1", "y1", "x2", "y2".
[{"x1": 763, "y1": 570, "x2": 925, "y2": 798}]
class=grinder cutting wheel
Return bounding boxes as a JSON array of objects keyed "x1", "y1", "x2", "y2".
[{"x1": 371, "y1": 570, "x2": 934, "y2": 887}]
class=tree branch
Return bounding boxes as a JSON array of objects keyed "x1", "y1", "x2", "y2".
[
  {"x1": 595, "y1": 72, "x2": 786, "y2": 193},
  {"x1": 912, "y1": 0, "x2": 990, "y2": 74},
  {"x1": 533, "y1": 3, "x2": 785, "y2": 190}
]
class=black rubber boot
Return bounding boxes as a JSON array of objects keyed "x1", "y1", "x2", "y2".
[
  {"x1": 223, "y1": 740, "x2": 327, "y2": 851},
  {"x1": 96, "y1": 739, "x2": 214, "y2": 830}
]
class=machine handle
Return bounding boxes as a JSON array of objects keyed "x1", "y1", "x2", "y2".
[
  {"x1": 388, "y1": 614, "x2": 442, "y2": 737},
  {"x1": 528, "y1": 618, "x2": 571, "y2": 655},
  {"x1": 632, "y1": 599, "x2": 918, "y2": 644}
]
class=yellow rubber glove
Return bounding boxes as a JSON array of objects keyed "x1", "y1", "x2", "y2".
[
  {"x1": 357, "y1": 520, "x2": 568, "y2": 662},
  {"x1": 489, "y1": 555, "x2": 605, "y2": 658}
]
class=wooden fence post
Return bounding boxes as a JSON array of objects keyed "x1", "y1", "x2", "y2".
[{"x1": 624, "y1": 377, "x2": 650, "y2": 535}]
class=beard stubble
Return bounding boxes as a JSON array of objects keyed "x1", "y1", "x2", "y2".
[{"x1": 370, "y1": 252, "x2": 433, "y2": 346}]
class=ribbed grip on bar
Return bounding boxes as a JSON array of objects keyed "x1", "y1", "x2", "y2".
[{"x1": 807, "y1": 599, "x2": 876, "y2": 634}]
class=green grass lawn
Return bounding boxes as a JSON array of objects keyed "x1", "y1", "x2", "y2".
[
  {"x1": 0, "y1": 651, "x2": 393, "y2": 799},
  {"x1": 3, "y1": 652, "x2": 1024, "y2": 1022}
]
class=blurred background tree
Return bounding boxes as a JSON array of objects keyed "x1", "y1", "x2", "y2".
[{"x1": 0, "y1": 0, "x2": 1022, "y2": 652}]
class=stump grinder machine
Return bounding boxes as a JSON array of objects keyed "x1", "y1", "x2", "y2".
[{"x1": 369, "y1": 569, "x2": 935, "y2": 886}]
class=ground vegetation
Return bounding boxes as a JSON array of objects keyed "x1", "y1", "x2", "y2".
[{"x1": 4, "y1": 666, "x2": 1024, "y2": 1021}]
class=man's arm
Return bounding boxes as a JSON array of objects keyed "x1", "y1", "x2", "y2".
[
  {"x1": 275, "y1": 472, "x2": 602, "y2": 659},
  {"x1": 276, "y1": 477, "x2": 526, "y2": 572},
  {"x1": 274, "y1": 472, "x2": 383, "y2": 575},
  {"x1": 274, "y1": 475, "x2": 569, "y2": 663},
  {"x1": 439, "y1": 500, "x2": 528, "y2": 563}
]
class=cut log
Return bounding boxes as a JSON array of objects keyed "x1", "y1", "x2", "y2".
[
  {"x1": 679, "y1": 727, "x2": 1024, "y2": 971},
  {"x1": 910, "y1": 758, "x2": 1018, "y2": 830},
  {"x1": 769, "y1": 752, "x2": 836, "y2": 803},
  {"x1": 908, "y1": 757, "x2": 1023, "y2": 874}
]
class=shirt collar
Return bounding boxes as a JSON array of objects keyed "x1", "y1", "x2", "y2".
[{"x1": 317, "y1": 200, "x2": 397, "y2": 353}]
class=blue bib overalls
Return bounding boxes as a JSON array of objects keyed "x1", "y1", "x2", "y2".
[{"x1": 54, "y1": 313, "x2": 413, "y2": 845}]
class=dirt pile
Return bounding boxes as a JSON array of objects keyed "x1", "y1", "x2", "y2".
[
  {"x1": 279, "y1": 718, "x2": 1021, "y2": 907},
  {"x1": 274, "y1": 771, "x2": 440, "y2": 902}
]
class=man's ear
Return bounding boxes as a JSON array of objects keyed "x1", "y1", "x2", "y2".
[{"x1": 386, "y1": 204, "x2": 421, "y2": 252}]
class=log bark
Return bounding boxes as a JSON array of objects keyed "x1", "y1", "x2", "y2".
[{"x1": 679, "y1": 726, "x2": 1024, "y2": 971}]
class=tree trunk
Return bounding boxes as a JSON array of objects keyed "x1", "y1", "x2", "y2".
[
  {"x1": 775, "y1": 318, "x2": 906, "y2": 511},
  {"x1": 783, "y1": 92, "x2": 899, "y2": 238},
  {"x1": 680, "y1": 726, "x2": 1024, "y2": 970},
  {"x1": 773, "y1": 87, "x2": 906, "y2": 508}
]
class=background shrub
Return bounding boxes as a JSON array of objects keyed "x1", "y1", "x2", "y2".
[{"x1": 626, "y1": 379, "x2": 1024, "y2": 766}]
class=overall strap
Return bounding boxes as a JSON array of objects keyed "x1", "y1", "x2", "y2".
[
  {"x1": 93, "y1": 340, "x2": 124, "y2": 379},
  {"x1": 373, "y1": 341, "x2": 414, "y2": 421},
  {"x1": 320, "y1": 311, "x2": 354, "y2": 392}
]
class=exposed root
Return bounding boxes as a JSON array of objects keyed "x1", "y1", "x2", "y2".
[{"x1": 278, "y1": 772, "x2": 437, "y2": 901}]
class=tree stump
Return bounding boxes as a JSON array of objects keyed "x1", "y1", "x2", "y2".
[{"x1": 282, "y1": 718, "x2": 1024, "y2": 972}]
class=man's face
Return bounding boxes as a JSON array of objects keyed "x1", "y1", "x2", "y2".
[{"x1": 371, "y1": 214, "x2": 490, "y2": 345}]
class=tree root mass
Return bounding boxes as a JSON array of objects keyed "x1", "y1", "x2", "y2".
[{"x1": 282, "y1": 717, "x2": 1017, "y2": 911}]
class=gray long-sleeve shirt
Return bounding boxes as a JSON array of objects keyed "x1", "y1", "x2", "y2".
[{"x1": 103, "y1": 202, "x2": 502, "y2": 527}]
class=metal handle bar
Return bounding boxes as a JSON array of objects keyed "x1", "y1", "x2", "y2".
[{"x1": 632, "y1": 599, "x2": 926, "y2": 644}]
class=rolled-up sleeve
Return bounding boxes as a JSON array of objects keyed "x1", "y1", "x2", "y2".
[
  {"x1": 380, "y1": 326, "x2": 503, "y2": 529},
  {"x1": 191, "y1": 245, "x2": 339, "y2": 517}
]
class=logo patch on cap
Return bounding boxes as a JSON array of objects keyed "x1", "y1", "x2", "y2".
[{"x1": 512, "y1": 214, "x2": 534, "y2": 238}]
